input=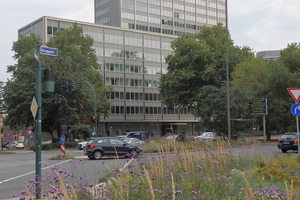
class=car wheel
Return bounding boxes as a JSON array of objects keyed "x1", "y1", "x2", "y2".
[
  {"x1": 281, "y1": 149, "x2": 287, "y2": 153},
  {"x1": 93, "y1": 151, "x2": 103, "y2": 160},
  {"x1": 130, "y1": 149, "x2": 139, "y2": 158}
]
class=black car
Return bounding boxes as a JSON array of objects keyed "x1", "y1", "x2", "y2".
[
  {"x1": 84, "y1": 137, "x2": 142, "y2": 159},
  {"x1": 277, "y1": 132, "x2": 299, "y2": 153}
]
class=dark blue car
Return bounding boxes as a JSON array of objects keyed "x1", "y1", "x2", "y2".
[
  {"x1": 118, "y1": 131, "x2": 150, "y2": 141},
  {"x1": 277, "y1": 132, "x2": 299, "y2": 153}
]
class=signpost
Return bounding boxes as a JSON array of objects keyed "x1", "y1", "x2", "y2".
[
  {"x1": 40, "y1": 46, "x2": 58, "y2": 56},
  {"x1": 34, "y1": 46, "x2": 57, "y2": 199},
  {"x1": 30, "y1": 96, "x2": 38, "y2": 118},
  {"x1": 60, "y1": 135, "x2": 66, "y2": 155},
  {"x1": 249, "y1": 98, "x2": 268, "y2": 142},
  {"x1": 287, "y1": 88, "x2": 300, "y2": 157}
]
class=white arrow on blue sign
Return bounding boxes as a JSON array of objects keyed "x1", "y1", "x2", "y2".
[
  {"x1": 290, "y1": 104, "x2": 300, "y2": 116},
  {"x1": 40, "y1": 46, "x2": 58, "y2": 56},
  {"x1": 60, "y1": 135, "x2": 65, "y2": 144}
]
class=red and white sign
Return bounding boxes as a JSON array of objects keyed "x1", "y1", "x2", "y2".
[
  {"x1": 287, "y1": 88, "x2": 300, "y2": 103},
  {"x1": 60, "y1": 144, "x2": 66, "y2": 155}
]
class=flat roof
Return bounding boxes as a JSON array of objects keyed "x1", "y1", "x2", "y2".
[{"x1": 19, "y1": 16, "x2": 177, "y2": 39}]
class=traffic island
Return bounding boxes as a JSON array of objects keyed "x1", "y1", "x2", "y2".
[{"x1": 49, "y1": 155, "x2": 74, "y2": 160}]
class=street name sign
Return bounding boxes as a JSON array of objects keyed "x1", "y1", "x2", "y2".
[
  {"x1": 287, "y1": 88, "x2": 300, "y2": 103},
  {"x1": 30, "y1": 96, "x2": 38, "y2": 118},
  {"x1": 40, "y1": 46, "x2": 58, "y2": 56}
]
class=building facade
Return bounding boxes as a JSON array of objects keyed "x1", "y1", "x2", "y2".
[
  {"x1": 19, "y1": 16, "x2": 200, "y2": 136},
  {"x1": 256, "y1": 50, "x2": 280, "y2": 61},
  {"x1": 95, "y1": 0, "x2": 227, "y2": 36}
]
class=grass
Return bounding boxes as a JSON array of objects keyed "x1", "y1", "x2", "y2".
[
  {"x1": 20, "y1": 139, "x2": 300, "y2": 200},
  {"x1": 49, "y1": 154, "x2": 74, "y2": 160},
  {"x1": 139, "y1": 136, "x2": 260, "y2": 154}
]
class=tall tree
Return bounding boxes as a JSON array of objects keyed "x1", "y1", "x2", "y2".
[
  {"x1": 160, "y1": 24, "x2": 253, "y2": 134},
  {"x1": 232, "y1": 57, "x2": 300, "y2": 137},
  {"x1": 280, "y1": 43, "x2": 300, "y2": 74},
  {"x1": 4, "y1": 25, "x2": 111, "y2": 139},
  {"x1": 3, "y1": 34, "x2": 40, "y2": 128}
]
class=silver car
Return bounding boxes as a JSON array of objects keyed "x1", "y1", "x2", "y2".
[
  {"x1": 8, "y1": 141, "x2": 25, "y2": 149},
  {"x1": 194, "y1": 132, "x2": 218, "y2": 141}
]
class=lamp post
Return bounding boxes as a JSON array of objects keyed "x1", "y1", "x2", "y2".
[
  {"x1": 225, "y1": 0, "x2": 231, "y2": 140},
  {"x1": 34, "y1": 46, "x2": 58, "y2": 199}
]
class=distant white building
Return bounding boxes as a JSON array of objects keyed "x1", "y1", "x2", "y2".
[{"x1": 256, "y1": 50, "x2": 280, "y2": 61}]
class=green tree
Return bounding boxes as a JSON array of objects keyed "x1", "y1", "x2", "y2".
[
  {"x1": 3, "y1": 34, "x2": 40, "y2": 128},
  {"x1": 280, "y1": 43, "x2": 300, "y2": 74},
  {"x1": 4, "y1": 25, "x2": 111, "y2": 139},
  {"x1": 160, "y1": 24, "x2": 253, "y2": 134},
  {"x1": 232, "y1": 57, "x2": 300, "y2": 138},
  {"x1": 0, "y1": 82, "x2": 7, "y2": 114}
]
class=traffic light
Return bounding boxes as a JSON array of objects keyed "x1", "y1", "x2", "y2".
[
  {"x1": 91, "y1": 116, "x2": 97, "y2": 122},
  {"x1": 60, "y1": 80, "x2": 75, "y2": 95}
]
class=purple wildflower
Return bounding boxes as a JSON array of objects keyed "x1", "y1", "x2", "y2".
[
  {"x1": 175, "y1": 190, "x2": 182, "y2": 195},
  {"x1": 103, "y1": 188, "x2": 110, "y2": 195}
]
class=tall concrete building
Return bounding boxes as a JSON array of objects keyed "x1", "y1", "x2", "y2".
[
  {"x1": 18, "y1": 0, "x2": 227, "y2": 136},
  {"x1": 95, "y1": 0, "x2": 227, "y2": 36}
]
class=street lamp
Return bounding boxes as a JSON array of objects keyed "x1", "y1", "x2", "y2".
[{"x1": 225, "y1": 0, "x2": 231, "y2": 140}]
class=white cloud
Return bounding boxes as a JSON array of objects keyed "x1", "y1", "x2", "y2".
[
  {"x1": 1, "y1": 0, "x2": 300, "y2": 81},
  {"x1": 229, "y1": 0, "x2": 300, "y2": 51}
]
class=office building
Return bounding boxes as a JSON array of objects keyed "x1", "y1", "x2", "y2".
[
  {"x1": 18, "y1": 1, "x2": 228, "y2": 135},
  {"x1": 19, "y1": 16, "x2": 200, "y2": 135},
  {"x1": 95, "y1": 0, "x2": 227, "y2": 36},
  {"x1": 256, "y1": 50, "x2": 280, "y2": 61}
]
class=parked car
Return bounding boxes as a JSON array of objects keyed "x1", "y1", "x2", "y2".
[
  {"x1": 77, "y1": 141, "x2": 88, "y2": 150},
  {"x1": 117, "y1": 131, "x2": 150, "y2": 141},
  {"x1": 194, "y1": 132, "x2": 218, "y2": 142},
  {"x1": 122, "y1": 137, "x2": 145, "y2": 145},
  {"x1": 7, "y1": 141, "x2": 24, "y2": 149},
  {"x1": 84, "y1": 137, "x2": 142, "y2": 159},
  {"x1": 165, "y1": 134, "x2": 186, "y2": 142},
  {"x1": 277, "y1": 132, "x2": 299, "y2": 153}
]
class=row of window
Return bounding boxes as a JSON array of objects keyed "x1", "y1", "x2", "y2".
[
  {"x1": 103, "y1": 63, "x2": 163, "y2": 75},
  {"x1": 122, "y1": 1, "x2": 225, "y2": 13},
  {"x1": 95, "y1": 0, "x2": 109, "y2": 9},
  {"x1": 110, "y1": 92, "x2": 161, "y2": 101},
  {"x1": 96, "y1": 7, "x2": 110, "y2": 18},
  {"x1": 105, "y1": 77, "x2": 160, "y2": 88},
  {"x1": 162, "y1": 19, "x2": 202, "y2": 30},
  {"x1": 111, "y1": 106, "x2": 194, "y2": 115}
]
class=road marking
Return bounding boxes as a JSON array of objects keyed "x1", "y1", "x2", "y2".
[
  {"x1": 120, "y1": 158, "x2": 134, "y2": 172},
  {"x1": 0, "y1": 160, "x2": 71, "y2": 185}
]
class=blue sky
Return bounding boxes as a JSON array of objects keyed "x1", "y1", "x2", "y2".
[{"x1": 1, "y1": 0, "x2": 300, "y2": 82}]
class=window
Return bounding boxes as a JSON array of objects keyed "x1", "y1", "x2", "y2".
[
  {"x1": 97, "y1": 139, "x2": 108, "y2": 144},
  {"x1": 109, "y1": 139, "x2": 124, "y2": 145}
]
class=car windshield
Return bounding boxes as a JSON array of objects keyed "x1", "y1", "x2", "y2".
[
  {"x1": 201, "y1": 132, "x2": 214, "y2": 137},
  {"x1": 166, "y1": 135, "x2": 176, "y2": 139},
  {"x1": 281, "y1": 135, "x2": 297, "y2": 139},
  {"x1": 123, "y1": 138, "x2": 131, "y2": 142}
]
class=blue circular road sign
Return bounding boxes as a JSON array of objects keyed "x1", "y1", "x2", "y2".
[
  {"x1": 60, "y1": 135, "x2": 65, "y2": 144},
  {"x1": 290, "y1": 104, "x2": 300, "y2": 116}
]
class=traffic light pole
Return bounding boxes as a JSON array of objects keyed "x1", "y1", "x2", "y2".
[
  {"x1": 80, "y1": 81, "x2": 97, "y2": 136},
  {"x1": 64, "y1": 81, "x2": 97, "y2": 136},
  {"x1": 35, "y1": 51, "x2": 42, "y2": 199}
]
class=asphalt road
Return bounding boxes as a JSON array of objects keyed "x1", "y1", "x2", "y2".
[
  {"x1": 0, "y1": 143, "x2": 296, "y2": 200},
  {"x1": 0, "y1": 150, "x2": 129, "y2": 200}
]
